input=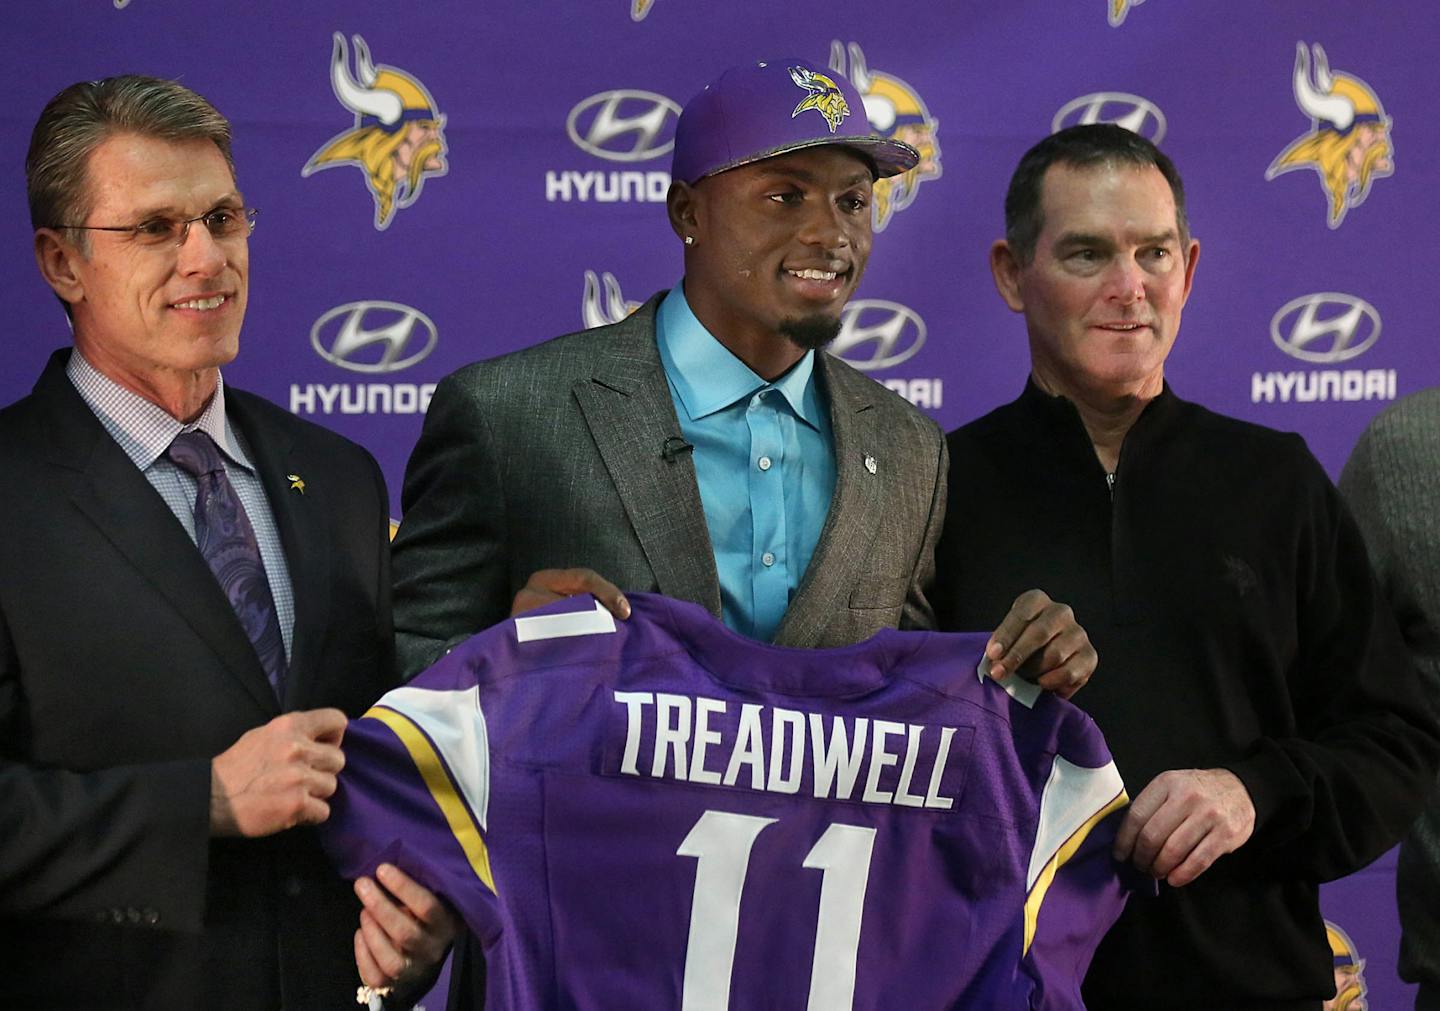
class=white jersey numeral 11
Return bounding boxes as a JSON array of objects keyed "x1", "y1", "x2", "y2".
[{"x1": 676, "y1": 809, "x2": 878, "y2": 1011}]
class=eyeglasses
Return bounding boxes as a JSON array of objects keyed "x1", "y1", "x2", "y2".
[{"x1": 46, "y1": 206, "x2": 257, "y2": 248}]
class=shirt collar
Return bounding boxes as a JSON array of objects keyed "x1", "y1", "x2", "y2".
[
  {"x1": 656, "y1": 284, "x2": 827, "y2": 429},
  {"x1": 67, "y1": 349, "x2": 253, "y2": 473}
]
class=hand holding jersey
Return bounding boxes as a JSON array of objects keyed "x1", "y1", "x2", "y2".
[
  {"x1": 509, "y1": 566, "x2": 631, "y2": 622},
  {"x1": 983, "y1": 587, "x2": 1096, "y2": 696},
  {"x1": 353, "y1": 863, "x2": 457, "y2": 997},
  {"x1": 1113, "y1": 768, "x2": 1255, "y2": 887}
]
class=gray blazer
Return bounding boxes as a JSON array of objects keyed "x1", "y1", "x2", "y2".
[{"x1": 391, "y1": 293, "x2": 947, "y2": 675}]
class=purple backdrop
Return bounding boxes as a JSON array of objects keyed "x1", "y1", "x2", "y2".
[{"x1": 3, "y1": 2, "x2": 1432, "y2": 1007}]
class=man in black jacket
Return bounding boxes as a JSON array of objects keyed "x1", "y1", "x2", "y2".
[{"x1": 933, "y1": 124, "x2": 1440, "y2": 1009}]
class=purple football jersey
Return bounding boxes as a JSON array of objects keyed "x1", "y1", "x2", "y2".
[{"x1": 323, "y1": 593, "x2": 1133, "y2": 1010}]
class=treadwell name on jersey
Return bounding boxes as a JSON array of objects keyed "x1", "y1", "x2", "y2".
[{"x1": 608, "y1": 690, "x2": 970, "y2": 810}]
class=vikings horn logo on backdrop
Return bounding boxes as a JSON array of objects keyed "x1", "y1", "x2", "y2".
[
  {"x1": 1266, "y1": 42, "x2": 1393, "y2": 229},
  {"x1": 581, "y1": 271, "x2": 642, "y2": 329},
  {"x1": 631, "y1": 0, "x2": 656, "y2": 20},
  {"x1": 829, "y1": 41, "x2": 941, "y2": 231},
  {"x1": 303, "y1": 33, "x2": 449, "y2": 231},
  {"x1": 789, "y1": 66, "x2": 851, "y2": 133},
  {"x1": 1108, "y1": 0, "x2": 1147, "y2": 27}
]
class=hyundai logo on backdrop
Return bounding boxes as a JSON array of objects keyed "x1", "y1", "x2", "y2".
[
  {"x1": 292, "y1": 301, "x2": 439, "y2": 417},
  {"x1": 831, "y1": 301, "x2": 927, "y2": 371},
  {"x1": 1269, "y1": 293, "x2": 1381, "y2": 363},
  {"x1": 548, "y1": 88, "x2": 678, "y2": 202},
  {"x1": 566, "y1": 90, "x2": 680, "y2": 161},
  {"x1": 311, "y1": 301, "x2": 438, "y2": 373},
  {"x1": 1251, "y1": 292, "x2": 1395, "y2": 404},
  {"x1": 1052, "y1": 93, "x2": 1166, "y2": 143},
  {"x1": 831, "y1": 300, "x2": 943, "y2": 410}
]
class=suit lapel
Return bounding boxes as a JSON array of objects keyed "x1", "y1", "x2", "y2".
[
  {"x1": 36, "y1": 356, "x2": 279, "y2": 718},
  {"x1": 571, "y1": 301, "x2": 722, "y2": 617},
  {"x1": 228, "y1": 393, "x2": 330, "y2": 711},
  {"x1": 774, "y1": 355, "x2": 886, "y2": 647}
]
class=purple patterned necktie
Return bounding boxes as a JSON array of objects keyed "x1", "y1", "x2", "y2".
[{"x1": 168, "y1": 430, "x2": 288, "y2": 700}]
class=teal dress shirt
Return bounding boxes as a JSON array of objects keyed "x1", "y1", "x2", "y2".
[{"x1": 656, "y1": 284, "x2": 837, "y2": 641}]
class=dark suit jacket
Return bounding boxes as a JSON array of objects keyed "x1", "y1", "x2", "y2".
[
  {"x1": 0, "y1": 349, "x2": 396, "y2": 1010},
  {"x1": 391, "y1": 294, "x2": 948, "y2": 678}
]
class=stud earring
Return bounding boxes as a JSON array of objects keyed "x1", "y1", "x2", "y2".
[{"x1": 684, "y1": 235, "x2": 695, "y2": 246}]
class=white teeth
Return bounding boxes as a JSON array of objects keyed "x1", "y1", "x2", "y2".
[
  {"x1": 173, "y1": 295, "x2": 226, "y2": 311},
  {"x1": 789, "y1": 268, "x2": 838, "y2": 281}
]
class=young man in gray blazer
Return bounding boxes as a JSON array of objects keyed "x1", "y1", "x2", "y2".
[
  {"x1": 392, "y1": 58, "x2": 1093, "y2": 684},
  {"x1": 391, "y1": 60, "x2": 1097, "y2": 1006}
]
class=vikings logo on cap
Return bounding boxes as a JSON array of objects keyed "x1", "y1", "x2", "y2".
[
  {"x1": 828, "y1": 41, "x2": 941, "y2": 231},
  {"x1": 789, "y1": 66, "x2": 851, "y2": 133},
  {"x1": 1109, "y1": 0, "x2": 1147, "y2": 26},
  {"x1": 1266, "y1": 42, "x2": 1393, "y2": 229},
  {"x1": 631, "y1": 0, "x2": 655, "y2": 20},
  {"x1": 303, "y1": 33, "x2": 449, "y2": 231}
]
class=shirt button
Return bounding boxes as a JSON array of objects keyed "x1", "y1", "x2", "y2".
[
  {"x1": 757, "y1": 456, "x2": 772, "y2": 471},
  {"x1": 762, "y1": 552, "x2": 775, "y2": 567}
]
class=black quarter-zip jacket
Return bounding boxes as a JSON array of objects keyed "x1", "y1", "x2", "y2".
[{"x1": 935, "y1": 379, "x2": 1439, "y2": 1010}]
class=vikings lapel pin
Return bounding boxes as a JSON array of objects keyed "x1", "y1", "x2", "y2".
[
  {"x1": 287, "y1": 473, "x2": 306, "y2": 494},
  {"x1": 864, "y1": 455, "x2": 877, "y2": 475}
]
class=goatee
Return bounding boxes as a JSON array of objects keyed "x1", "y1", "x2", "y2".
[{"x1": 778, "y1": 313, "x2": 843, "y2": 351}]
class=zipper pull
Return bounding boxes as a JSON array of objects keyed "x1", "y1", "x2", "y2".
[{"x1": 1106, "y1": 472, "x2": 1116, "y2": 499}]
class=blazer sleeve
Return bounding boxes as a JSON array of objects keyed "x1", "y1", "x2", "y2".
[
  {"x1": 392, "y1": 369, "x2": 513, "y2": 679},
  {"x1": 900, "y1": 421, "x2": 947, "y2": 634},
  {"x1": 0, "y1": 606, "x2": 212, "y2": 931}
]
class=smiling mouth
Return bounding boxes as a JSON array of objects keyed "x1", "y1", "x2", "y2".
[
  {"x1": 171, "y1": 295, "x2": 229, "y2": 311},
  {"x1": 788, "y1": 268, "x2": 839, "y2": 282}
]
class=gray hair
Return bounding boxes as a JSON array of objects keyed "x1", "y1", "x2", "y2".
[{"x1": 26, "y1": 75, "x2": 235, "y2": 241}]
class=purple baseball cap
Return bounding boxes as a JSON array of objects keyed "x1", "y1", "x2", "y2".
[{"x1": 671, "y1": 58, "x2": 920, "y2": 184}]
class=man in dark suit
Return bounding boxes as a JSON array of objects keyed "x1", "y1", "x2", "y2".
[
  {"x1": 0, "y1": 75, "x2": 450, "y2": 1009},
  {"x1": 390, "y1": 58, "x2": 1095, "y2": 1006}
]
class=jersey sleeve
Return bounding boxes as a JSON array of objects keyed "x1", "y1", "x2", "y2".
[
  {"x1": 1021, "y1": 721, "x2": 1136, "y2": 1009},
  {"x1": 321, "y1": 671, "x2": 499, "y2": 939}
]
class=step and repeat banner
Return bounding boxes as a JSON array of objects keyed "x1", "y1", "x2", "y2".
[{"x1": 2, "y1": 2, "x2": 1434, "y2": 1007}]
